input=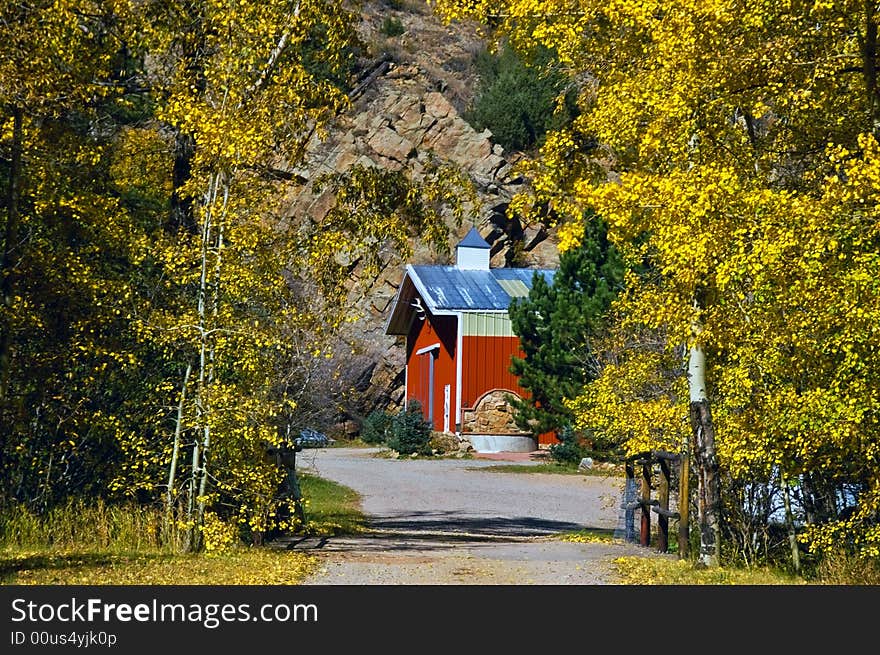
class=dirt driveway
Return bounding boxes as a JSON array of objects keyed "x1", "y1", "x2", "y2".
[{"x1": 287, "y1": 447, "x2": 668, "y2": 584}]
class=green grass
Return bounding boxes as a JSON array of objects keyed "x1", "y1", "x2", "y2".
[
  {"x1": 0, "y1": 474, "x2": 365, "y2": 584},
  {"x1": 0, "y1": 502, "x2": 321, "y2": 585},
  {"x1": 613, "y1": 556, "x2": 807, "y2": 585},
  {"x1": 379, "y1": 16, "x2": 405, "y2": 38},
  {"x1": 0, "y1": 498, "x2": 173, "y2": 553},
  {"x1": 300, "y1": 472, "x2": 367, "y2": 536}
]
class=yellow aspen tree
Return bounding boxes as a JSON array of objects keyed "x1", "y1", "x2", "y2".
[
  {"x1": 0, "y1": 1, "x2": 169, "y2": 509},
  {"x1": 138, "y1": 1, "x2": 473, "y2": 549},
  {"x1": 134, "y1": 0, "x2": 354, "y2": 549},
  {"x1": 431, "y1": 0, "x2": 880, "y2": 563}
]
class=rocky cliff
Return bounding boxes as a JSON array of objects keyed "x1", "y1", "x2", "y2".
[{"x1": 284, "y1": 2, "x2": 560, "y2": 434}]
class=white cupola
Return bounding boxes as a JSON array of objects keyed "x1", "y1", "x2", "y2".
[{"x1": 455, "y1": 227, "x2": 491, "y2": 270}]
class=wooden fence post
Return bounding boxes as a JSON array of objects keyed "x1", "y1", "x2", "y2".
[
  {"x1": 625, "y1": 460, "x2": 636, "y2": 543},
  {"x1": 640, "y1": 460, "x2": 651, "y2": 547},
  {"x1": 657, "y1": 458, "x2": 670, "y2": 553},
  {"x1": 678, "y1": 450, "x2": 690, "y2": 560}
]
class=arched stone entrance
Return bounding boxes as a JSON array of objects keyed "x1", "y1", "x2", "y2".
[{"x1": 461, "y1": 389, "x2": 536, "y2": 453}]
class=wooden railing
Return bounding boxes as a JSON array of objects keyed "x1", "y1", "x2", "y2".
[{"x1": 623, "y1": 450, "x2": 689, "y2": 558}]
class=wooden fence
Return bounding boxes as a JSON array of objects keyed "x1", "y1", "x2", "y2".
[{"x1": 623, "y1": 449, "x2": 689, "y2": 558}]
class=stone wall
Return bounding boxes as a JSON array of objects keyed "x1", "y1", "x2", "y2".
[{"x1": 461, "y1": 389, "x2": 528, "y2": 435}]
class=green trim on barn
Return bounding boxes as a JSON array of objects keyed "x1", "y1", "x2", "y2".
[{"x1": 462, "y1": 312, "x2": 515, "y2": 337}]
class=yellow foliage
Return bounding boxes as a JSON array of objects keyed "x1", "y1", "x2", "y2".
[
  {"x1": 612, "y1": 556, "x2": 805, "y2": 585},
  {"x1": 4, "y1": 549, "x2": 319, "y2": 585},
  {"x1": 567, "y1": 345, "x2": 687, "y2": 456},
  {"x1": 201, "y1": 512, "x2": 240, "y2": 555},
  {"x1": 430, "y1": 0, "x2": 880, "y2": 557}
]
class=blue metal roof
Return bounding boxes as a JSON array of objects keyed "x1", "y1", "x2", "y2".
[
  {"x1": 409, "y1": 265, "x2": 554, "y2": 311},
  {"x1": 384, "y1": 264, "x2": 556, "y2": 335},
  {"x1": 457, "y1": 227, "x2": 491, "y2": 249}
]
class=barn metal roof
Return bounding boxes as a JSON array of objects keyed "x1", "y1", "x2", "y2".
[
  {"x1": 410, "y1": 266, "x2": 553, "y2": 310},
  {"x1": 384, "y1": 264, "x2": 555, "y2": 335}
]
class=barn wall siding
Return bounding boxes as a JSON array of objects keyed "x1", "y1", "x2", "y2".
[
  {"x1": 460, "y1": 335, "x2": 526, "y2": 410},
  {"x1": 406, "y1": 313, "x2": 457, "y2": 432}
]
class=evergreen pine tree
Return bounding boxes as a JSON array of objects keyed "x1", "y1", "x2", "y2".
[{"x1": 508, "y1": 215, "x2": 624, "y2": 437}]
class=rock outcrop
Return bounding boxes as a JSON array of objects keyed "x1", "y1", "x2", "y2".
[{"x1": 282, "y1": 4, "x2": 560, "y2": 432}]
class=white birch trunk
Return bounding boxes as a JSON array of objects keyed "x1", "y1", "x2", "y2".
[
  {"x1": 187, "y1": 172, "x2": 221, "y2": 551},
  {"x1": 688, "y1": 317, "x2": 722, "y2": 567},
  {"x1": 783, "y1": 479, "x2": 800, "y2": 574},
  {"x1": 195, "y1": 179, "x2": 227, "y2": 535},
  {"x1": 165, "y1": 362, "x2": 192, "y2": 544}
]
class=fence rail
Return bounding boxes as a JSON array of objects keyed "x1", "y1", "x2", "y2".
[{"x1": 623, "y1": 450, "x2": 689, "y2": 558}]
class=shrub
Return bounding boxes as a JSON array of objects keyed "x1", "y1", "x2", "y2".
[
  {"x1": 465, "y1": 43, "x2": 578, "y2": 153},
  {"x1": 380, "y1": 16, "x2": 405, "y2": 38},
  {"x1": 813, "y1": 547, "x2": 880, "y2": 585},
  {"x1": 200, "y1": 512, "x2": 240, "y2": 555},
  {"x1": 387, "y1": 401, "x2": 432, "y2": 455},
  {"x1": 361, "y1": 410, "x2": 393, "y2": 444},
  {"x1": 548, "y1": 425, "x2": 592, "y2": 464}
]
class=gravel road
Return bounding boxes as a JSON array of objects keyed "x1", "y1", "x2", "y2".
[{"x1": 288, "y1": 447, "x2": 668, "y2": 584}]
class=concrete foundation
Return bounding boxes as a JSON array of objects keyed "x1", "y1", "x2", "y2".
[{"x1": 467, "y1": 434, "x2": 537, "y2": 453}]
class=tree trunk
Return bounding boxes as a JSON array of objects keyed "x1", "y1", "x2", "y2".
[
  {"x1": 195, "y1": 197, "x2": 224, "y2": 538},
  {"x1": 168, "y1": 1, "x2": 206, "y2": 236},
  {"x1": 800, "y1": 471, "x2": 838, "y2": 525},
  {"x1": 688, "y1": 339, "x2": 722, "y2": 567},
  {"x1": 165, "y1": 362, "x2": 191, "y2": 545},
  {"x1": 783, "y1": 478, "x2": 800, "y2": 574},
  {"x1": 861, "y1": 1, "x2": 880, "y2": 135},
  {"x1": 171, "y1": 3, "x2": 210, "y2": 552},
  {"x1": 290, "y1": 461, "x2": 306, "y2": 528},
  {"x1": 677, "y1": 446, "x2": 690, "y2": 560},
  {"x1": 186, "y1": 173, "x2": 219, "y2": 552},
  {"x1": 0, "y1": 107, "x2": 23, "y2": 402},
  {"x1": 170, "y1": 131, "x2": 197, "y2": 234},
  {"x1": 279, "y1": 427, "x2": 306, "y2": 530}
]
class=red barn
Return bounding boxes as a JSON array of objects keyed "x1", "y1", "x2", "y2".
[{"x1": 385, "y1": 228, "x2": 556, "y2": 452}]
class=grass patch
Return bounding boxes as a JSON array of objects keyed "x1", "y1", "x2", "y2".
[
  {"x1": 813, "y1": 548, "x2": 880, "y2": 585},
  {"x1": 300, "y1": 472, "x2": 366, "y2": 536},
  {"x1": 327, "y1": 438, "x2": 375, "y2": 448},
  {"x1": 0, "y1": 474, "x2": 363, "y2": 584},
  {"x1": 613, "y1": 556, "x2": 807, "y2": 585},
  {"x1": 379, "y1": 16, "x2": 406, "y2": 38},
  {"x1": 1, "y1": 548, "x2": 319, "y2": 585},
  {"x1": 0, "y1": 499, "x2": 174, "y2": 553},
  {"x1": 560, "y1": 528, "x2": 618, "y2": 544}
]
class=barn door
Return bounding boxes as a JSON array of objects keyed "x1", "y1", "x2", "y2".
[{"x1": 414, "y1": 343, "x2": 440, "y2": 428}]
